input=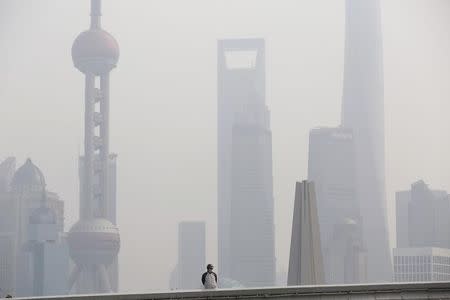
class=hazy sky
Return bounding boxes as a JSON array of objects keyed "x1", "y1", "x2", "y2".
[{"x1": 1, "y1": 0, "x2": 450, "y2": 292}]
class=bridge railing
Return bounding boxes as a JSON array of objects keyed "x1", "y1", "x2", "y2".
[{"x1": 14, "y1": 282, "x2": 450, "y2": 300}]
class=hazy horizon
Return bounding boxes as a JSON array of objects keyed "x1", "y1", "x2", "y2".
[{"x1": 1, "y1": 0, "x2": 450, "y2": 292}]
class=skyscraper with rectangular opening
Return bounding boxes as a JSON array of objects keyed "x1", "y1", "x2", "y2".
[{"x1": 217, "y1": 39, "x2": 275, "y2": 287}]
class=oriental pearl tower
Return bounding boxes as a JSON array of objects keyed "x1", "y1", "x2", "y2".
[{"x1": 68, "y1": 0, "x2": 120, "y2": 293}]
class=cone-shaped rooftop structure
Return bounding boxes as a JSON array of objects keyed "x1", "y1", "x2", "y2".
[{"x1": 288, "y1": 181, "x2": 324, "y2": 285}]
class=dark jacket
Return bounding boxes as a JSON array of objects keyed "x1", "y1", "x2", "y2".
[{"x1": 201, "y1": 271, "x2": 218, "y2": 285}]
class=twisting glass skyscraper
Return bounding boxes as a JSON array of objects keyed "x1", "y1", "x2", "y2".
[
  {"x1": 217, "y1": 39, "x2": 275, "y2": 287},
  {"x1": 341, "y1": 0, "x2": 392, "y2": 282}
]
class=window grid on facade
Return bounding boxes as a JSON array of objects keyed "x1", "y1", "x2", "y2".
[{"x1": 394, "y1": 253, "x2": 450, "y2": 283}]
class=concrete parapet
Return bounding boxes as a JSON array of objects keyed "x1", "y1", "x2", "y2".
[{"x1": 13, "y1": 282, "x2": 450, "y2": 300}]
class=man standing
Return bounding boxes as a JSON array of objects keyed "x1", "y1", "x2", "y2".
[{"x1": 201, "y1": 264, "x2": 218, "y2": 289}]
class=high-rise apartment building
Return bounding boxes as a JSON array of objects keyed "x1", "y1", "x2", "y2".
[
  {"x1": 341, "y1": 0, "x2": 392, "y2": 282},
  {"x1": 217, "y1": 38, "x2": 275, "y2": 287}
]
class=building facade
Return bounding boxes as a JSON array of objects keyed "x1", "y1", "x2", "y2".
[
  {"x1": 394, "y1": 181, "x2": 450, "y2": 283},
  {"x1": 176, "y1": 222, "x2": 206, "y2": 290},
  {"x1": 0, "y1": 158, "x2": 16, "y2": 296},
  {"x1": 0, "y1": 158, "x2": 67, "y2": 297},
  {"x1": 325, "y1": 219, "x2": 367, "y2": 284},
  {"x1": 394, "y1": 248, "x2": 450, "y2": 282},
  {"x1": 13, "y1": 159, "x2": 66, "y2": 297},
  {"x1": 341, "y1": 0, "x2": 392, "y2": 282},
  {"x1": 307, "y1": 127, "x2": 367, "y2": 284},
  {"x1": 0, "y1": 233, "x2": 15, "y2": 297},
  {"x1": 396, "y1": 180, "x2": 450, "y2": 249},
  {"x1": 218, "y1": 38, "x2": 275, "y2": 287},
  {"x1": 308, "y1": 127, "x2": 366, "y2": 284},
  {"x1": 28, "y1": 193, "x2": 69, "y2": 296}
]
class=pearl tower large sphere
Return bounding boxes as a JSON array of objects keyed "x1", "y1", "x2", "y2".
[
  {"x1": 68, "y1": 218, "x2": 120, "y2": 266},
  {"x1": 72, "y1": 29, "x2": 120, "y2": 75}
]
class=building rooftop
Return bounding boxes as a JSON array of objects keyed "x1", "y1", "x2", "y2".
[{"x1": 11, "y1": 158, "x2": 46, "y2": 190}]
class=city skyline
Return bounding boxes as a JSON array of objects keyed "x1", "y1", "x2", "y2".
[{"x1": 1, "y1": 0, "x2": 445, "y2": 292}]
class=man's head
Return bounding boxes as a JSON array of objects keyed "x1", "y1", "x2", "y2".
[{"x1": 207, "y1": 264, "x2": 214, "y2": 273}]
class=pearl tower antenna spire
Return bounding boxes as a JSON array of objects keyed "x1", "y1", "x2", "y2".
[
  {"x1": 90, "y1": 0, "x2": 101, "y2": 29},
  {"x1": 68, "y1": 0, "x2": 120, "y2": 294}
]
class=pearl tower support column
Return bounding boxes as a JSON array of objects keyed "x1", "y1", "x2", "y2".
[
  {"x1": 68, "y1": 0, "x2": 120, "y2": 294},
  {"x1": 84, "y1": 73, "x2": 95, "y2": 220},
  {"x1": 100, "y1": 73, "x2": 110, "y2": 218}
]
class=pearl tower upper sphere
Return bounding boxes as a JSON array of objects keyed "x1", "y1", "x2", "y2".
[{"x1": 72, "y1": 28, "x2": 119, "y2": 75}]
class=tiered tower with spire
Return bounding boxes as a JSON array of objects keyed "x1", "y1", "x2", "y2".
[{"x1": 67, "y1": 0, "x2": 120, "y2": 293}]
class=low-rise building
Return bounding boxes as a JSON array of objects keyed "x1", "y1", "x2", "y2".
[{"x1": 394, "y1": 247, "x2": 450, "y2": 282}]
